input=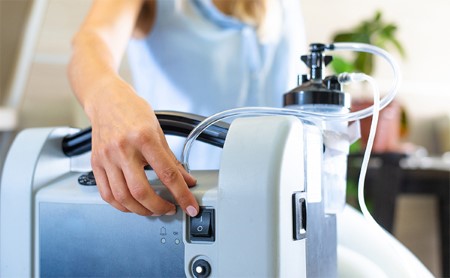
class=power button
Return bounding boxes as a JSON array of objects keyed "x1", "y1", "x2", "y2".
[{"x1": 189, "y1": 208, "x2": 215, "y2": 242}]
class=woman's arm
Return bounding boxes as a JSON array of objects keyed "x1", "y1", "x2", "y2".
[{"x1": 68, "y1": 0, "x2": 199, "y2": 217}]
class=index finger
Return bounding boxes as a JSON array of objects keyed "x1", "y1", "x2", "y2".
[
  {"x1": 143, "y1": 146, "x2": 199, "y2": 217},
  {"x1": 121, "y1": 160, "x2": 177, "y2": 216}
]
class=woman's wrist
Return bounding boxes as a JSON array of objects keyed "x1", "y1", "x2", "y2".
[
  {"x1": 84, "y1": 74, "x2": 140, "y2": 124},
  {"x1": 81, "y1": 74, "x2": 120, "y2": 119}
]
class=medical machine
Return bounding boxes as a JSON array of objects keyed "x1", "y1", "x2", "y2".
[{"x1": 1, "y1": 43, "x2": 410, "y2": 277}]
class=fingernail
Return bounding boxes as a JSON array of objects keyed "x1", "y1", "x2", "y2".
[{"x1": 186, "y1": 205, "x2": 198, "y2": 217}]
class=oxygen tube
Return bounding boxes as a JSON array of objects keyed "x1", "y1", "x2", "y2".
[
  {"x1": 181, "y1": 42, "x2": 400, "y2": 167},
  {"x1": 181, "y1": 42, "x2": 415, "y2": 276},
  {"x1": 181, "y1": 41, "x2": 397, "y2": 214}
]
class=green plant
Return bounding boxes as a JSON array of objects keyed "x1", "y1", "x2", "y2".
[{"x1": 331, "y1": 10, "x2": 406, "y2": 75}]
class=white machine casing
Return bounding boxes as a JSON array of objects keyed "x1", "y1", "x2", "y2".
[{"x1": 1, "y1": 115, "x2": 336, "y2": 277}]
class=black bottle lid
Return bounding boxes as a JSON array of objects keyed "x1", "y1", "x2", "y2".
[
  {"x1": 283, "y1": 43, "x2": 350, "y2": 109},
  {"x1": 284, "y1": 76, "x2": 350, "y2": 108}
]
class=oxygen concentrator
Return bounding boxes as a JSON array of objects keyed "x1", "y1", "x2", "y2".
[{"x1": 0, "y1": 43, "x2": 432, "y2": 277}]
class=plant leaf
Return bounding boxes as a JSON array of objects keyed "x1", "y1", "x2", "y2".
[
  {"x1": 329, "y1": 10, "x2": 405, "y2": 74},
  {"x1": 330, "y1": 56, "x2": 355, "y2": 73}
]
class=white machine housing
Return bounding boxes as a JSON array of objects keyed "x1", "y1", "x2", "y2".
[{"x1": 1, "y1": 115, "x2": 335, "y2": 277}]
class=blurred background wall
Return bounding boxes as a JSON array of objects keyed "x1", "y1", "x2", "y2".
[
  {"x1": 1, "y1": 0, "x2": 30, "y2": 104},
  {"x1": 2, "y1": 0, "x2": 450, "y2": 152}
]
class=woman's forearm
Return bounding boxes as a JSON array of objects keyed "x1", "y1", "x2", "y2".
[
  {"x1": 67, "y1": 0, "x2": 143, "y2": 115},
  {"x1": 68, "y1": 31, "x2": 121, "y2": 117}
]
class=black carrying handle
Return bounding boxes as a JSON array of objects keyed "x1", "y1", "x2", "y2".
[{"x1": 62, "y1": 111, "x2": 229, "y2": 157}]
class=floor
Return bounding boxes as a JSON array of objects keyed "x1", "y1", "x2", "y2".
[{"x1": 394, "y1": 195, "x2": 442, "y2": 277}]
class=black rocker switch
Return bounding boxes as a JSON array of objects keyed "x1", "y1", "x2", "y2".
[{"x1": 189, "y1": 208, "x2": 215, "y2": 242}]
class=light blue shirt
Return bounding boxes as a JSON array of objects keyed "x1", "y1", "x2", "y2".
[{"x1": 127, "y1": 0, "x2": 306, "y2": 169}]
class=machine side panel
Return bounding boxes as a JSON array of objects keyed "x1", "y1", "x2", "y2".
[
  {"x1": 304, "y1": 123, "x2": 338, "y2": 277},
  {"x1": 278, "y1": 118, "x2": 307, "y2": 277},
  {"x1": 215, "y1": 116, "x2": 307, "y2": 277},
  {"x1": 0, "y1": 128, "x2": 54, "y2": 277}
]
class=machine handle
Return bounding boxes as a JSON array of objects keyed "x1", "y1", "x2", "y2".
[{"x1": 62, "y1": 111, "x2": 229, "y2": 157}]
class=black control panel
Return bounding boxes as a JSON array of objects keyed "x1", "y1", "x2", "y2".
[
  {"x1": 78, "y1": 171, "x2": 96, "y2": 186},
  {"x1": 189, "y1": 207, "x2": 215, "y2": 242}
]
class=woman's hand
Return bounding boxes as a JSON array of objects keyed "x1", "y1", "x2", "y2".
[
  {"x1": 68, "y1": 0, "x2": 198, "y2": 217},
  {"x1": 85, "y1": 77, "x2": 199, "y2": 216}
]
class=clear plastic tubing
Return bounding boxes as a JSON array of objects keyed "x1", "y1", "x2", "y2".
[{"x1": 181, "y1": 42, "x2": 401, "y2": 170}]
